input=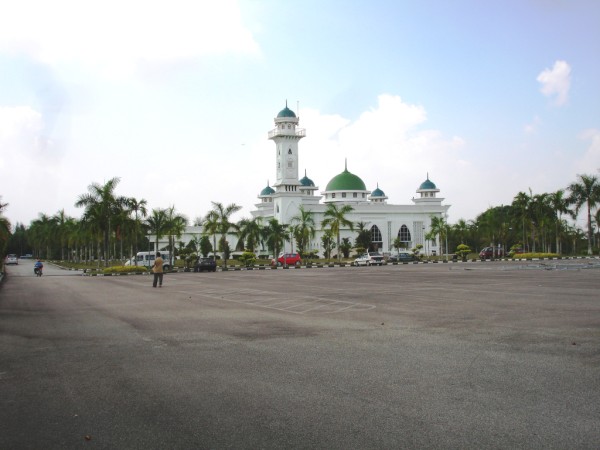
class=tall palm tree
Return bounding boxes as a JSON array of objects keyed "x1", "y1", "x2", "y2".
[
  {"x1": 126, "y1": 197, "x2": 148, "y2": 265},
  {"x1": 427, "y1": 215, "x2": 448, "y2": 259},
  {"x1": 146, "y1": 208, "x2": 168, "y2": 255},
  {"x1": 290, "y1": 205, "x2": 316, "y2": 255},
  {"x1": 206, "y1": 201, "x2": 241, "y2": 268},
  {"x1": 202, "y1": 210, "x2": 220, "y2": 260},
  {"x1": 567, "y1": 174, "x2": 600, "y2": 255},
  {"x1": 164, "y1": 206, "x2": 188, "y2": 267},
  {"x1": 321, "y1": 203, "x2": 354, "y2": 262},
  {"x1": 512, "y1": 191, "x2": 531, "y2": 251},
  {"x1": 75, "y1": 177, "x2": 126, "y2": 266},
  {"x1": 453, "y1": 219, "x2": 469, "y2": 244},
  {"x1": 354, "y1": 220, "x2": 371, "y2": 251},
  {"x1": 263, "y1": 218, "x2": 287, "y2": 261},
  {"x1": 548, "y1": 189, "x2": 570, "y2": 254}
]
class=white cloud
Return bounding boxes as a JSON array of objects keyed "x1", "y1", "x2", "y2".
[
  {"x1": 574, "y1": 128, "x2": 600, "y2": 174},
  {"x1": 0, "y1": 0, "x2": 260, "y2": 78},
  {"x1": 537, "y1": 60, "x2": 571, "y2": 106}
]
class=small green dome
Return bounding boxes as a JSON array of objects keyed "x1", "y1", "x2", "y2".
[
  {"x1": 299, "y1": 170, "x2": 315, "y2": 187},
  {"x1": 277, "y1": 105, "x2": 296, "y2": 118},
  {"x1": 260, "y1": 185, "x2": 275, "y2": 196},
  {"x1": 371, "y1": 186, "x2": 385, "y2": 197},
  {"x1": 419, "y1": 178, "x2": 437, "y2": 190},
  {"x1": 326, "y1": 168, "x2": 367, "y2": 191}
]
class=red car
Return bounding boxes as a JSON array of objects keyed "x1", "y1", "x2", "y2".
[{"x1": 272, "y1": 252, "x2": 302, "y2": 267}]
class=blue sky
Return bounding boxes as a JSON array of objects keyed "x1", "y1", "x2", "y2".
[{"x1": 1, "y1": 0, "x2": 599, "y2": 227}]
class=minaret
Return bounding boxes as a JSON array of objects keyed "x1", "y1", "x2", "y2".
[
  {"x1": 268, "y1": 101, "x2": 305, "y2": 190},
  {"x1": 267, "y1": 102, "x2": 307, "y2": 224}
]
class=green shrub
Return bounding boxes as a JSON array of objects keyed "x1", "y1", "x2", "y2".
[
  {"x1": 239, "y1": 251, "x2": 257, "y2": 267},
  {"x1": 103, "y1": 265, "x2": 149, "y2": 275},
  {"x1": 510, "y1": 252, "x2": 559, "y2": 259}
]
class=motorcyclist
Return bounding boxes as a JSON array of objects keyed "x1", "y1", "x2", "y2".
[{"x1": 34, "y1": 259, "x2": 44, "y2": 275}]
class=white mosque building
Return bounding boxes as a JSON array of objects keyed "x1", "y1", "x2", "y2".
[
  {"x1": 154, "y1": 104, "x2": 450, "y2": 258},
  {"x1": 249, "y1": 103, "x2": 450, "y2": 257}
]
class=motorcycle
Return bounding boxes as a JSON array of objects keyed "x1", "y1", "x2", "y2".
[{"x1": 34, "y1": 267, "x2": 43, "y2": 277}]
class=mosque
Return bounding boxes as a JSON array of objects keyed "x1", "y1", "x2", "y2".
[
  {"x1": 153, "y1": 104, "x2": 450, "y2": 258},
  {"x1": 249, "y1": 103, "x2": 450, "y2": 257}
]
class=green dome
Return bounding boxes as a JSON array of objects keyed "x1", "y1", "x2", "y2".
[
  {"x1": 260, "y1": 185, "x2": 275, "y2": 196},
  {"x1": 371, "y1": 186, "x2": 385, "y2": 197},
  {"x1": 277, "y1": 105, "x2": 296, "y2": 118},
  {"x1": 299, "y1": 170, "x2": 315, "y2": 187},
  {"x1": 419, "y1": 178, "x2": 437, "y2": 190},
  {"x1": 326, "y1": 168, "x2": 367, "y2": 191}
]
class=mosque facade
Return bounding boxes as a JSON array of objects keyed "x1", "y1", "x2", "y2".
[
  {"x1": 250, "y1": 104, "x2": 450, "y2": 257},
  {"x1": 151, "y1": 104, "x2": 450, "y2": 258}
]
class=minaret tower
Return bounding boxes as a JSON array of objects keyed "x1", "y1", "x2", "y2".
[
  {"x1": 268, "y1": 102, "x2": 305, "y2": 190},
  {"x1": 267, "y1": 102, "x2": 306, "y2": 223}
]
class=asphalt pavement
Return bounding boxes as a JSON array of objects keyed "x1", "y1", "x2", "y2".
[{"x1": 1, "y1": 258, "x2": 599, "y2": 449}]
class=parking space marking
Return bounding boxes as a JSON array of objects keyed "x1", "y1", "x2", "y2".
[{"x1": 175, "y1": 287, "x2": 375, "y2": 315}]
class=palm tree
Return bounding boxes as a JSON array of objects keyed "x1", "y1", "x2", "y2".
[
  {"x1": 236, "y1": 217, "x2": 263, "y2": 253},
  {"x1": 263, "y1": 218, "x2": 287, "y2": 262},
  {"x1": 512, "y1": 191, "x2": 531, "y2": 252},
  {"x1": 164, "y1": 206, "x2": 188, "y2": 267},
  {"x1": 204, "y1": 202, "x2": 242, "y2": 268},
  {"x1": 567, "y1": 174, "x2": 600, "y2": 255},
  {"x1": 290, "y1": 205, "x2": 316, "y2": 255},
  {"x1": 354, "y1": 220, "x2": 371, "y2": 252},
  {"x1": 427, "y1": 215, "x2": 448, "y2": 259},
  {"x1": 202, "y1": 210, "x2": 219, "y2": 261},
  {"x1": 146, "y1": 208, "x2": 168, "y2": 255},
  {"x1": 322, "y1": 203, "x2": 354, "y2": 262},
  {"x1": 548, "y1": 189, "x2": 570, "y2": 254},
  {"x1": 126, "y1": 197, "x2": 148, "y2": 265},
  {"x1": 453, "y1": 219, "x2": 469, "y2": 244},
  {"x1": 75, "y1": 177, "x2": 126, "y2": 266}
]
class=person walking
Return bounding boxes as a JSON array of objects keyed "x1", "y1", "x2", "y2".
[{"x1": 152, "y1": 252, "x2": 164, "y2": 288}]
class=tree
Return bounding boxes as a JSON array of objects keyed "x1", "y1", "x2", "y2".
[
  {"x1": 567, "y1": 174, "x2": 600, "y2": 255},
  {"x1": 264, "y1": 218, "x2": 287, "y2": 261},
  {"x1": 146, "y1": 208, "x2": 168, "y2": 255},
  {"x1": 202, "y1": 210, "x2": 220, "y2": 261},
  {"x1": 321, "y1": 230, "x2": 335, "y2": 260},
  {"x1": 126, "y1": 197, "x2": 148, "y2": 265},
  {"x1": 322, "y1": 203, "x2": 354, "y2": 262},
  {"x1": 339, "y1": 237, "x2": 352, "y2": 258},
  {"x1": 75, "y1": 177, "x2": 127, "y2": 266},
  {"x1": 427, "y1": 215, "x2": 448, "y2": 259},
  {"x1": 548, "y1": 189, "x2": 570, "y2": 254},
  {"x1": 164, "y1": 206, "x2": 188, "y2": 267},
  {"x1": 0, "y1": 198, "x2": 11, "y2": 256},
  {"x1": 354, "y1": 220, "x2": 371, "y2": 251},
  {"x1": 512, "y1": 191, "x2": 531, "y2": 252},
  {"x1": 290, "y1": 206, "x2": 316, "y2": 255},
  {"x1": 236, "y1": 217, "x2": 263, "y2": 253},
  {"x1": 392, "y1": 237, "x2": 402, "y2": 255},
  {"x1": 205, "y1": 202, "x2": 241, "y2": 268}
]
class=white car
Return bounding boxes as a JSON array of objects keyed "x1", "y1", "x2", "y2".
[
  {"x1": 354, "y1": 254, "x2": 372, "y2": 266},
  {"x1": 5, "y1": 254, "x2": 18, "y2": 265}
]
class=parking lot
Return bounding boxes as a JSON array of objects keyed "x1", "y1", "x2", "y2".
[{"x1": 1, "y1": 259, "x2": 599, "y2": 449}]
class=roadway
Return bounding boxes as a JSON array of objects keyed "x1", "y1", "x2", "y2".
[{"x1": 1, "y1": 259, "x2": 599, "y2": 449}]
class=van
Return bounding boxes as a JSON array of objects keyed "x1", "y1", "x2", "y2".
[{"x1": 125, "y1": 251, "x2": 172, "y2": 270}]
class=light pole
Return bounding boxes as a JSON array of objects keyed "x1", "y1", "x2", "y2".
[{"x1": 444, "y1": 212, "x2": 449, "y2": 262}]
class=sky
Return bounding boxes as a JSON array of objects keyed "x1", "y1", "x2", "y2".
[{"x1": 1, "y1": 0, "x2": 599, "y2": 228}]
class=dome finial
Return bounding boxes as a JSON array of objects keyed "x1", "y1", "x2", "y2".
[{"x1": 345, "y1": 158, "x2": 348, "y2": 172}]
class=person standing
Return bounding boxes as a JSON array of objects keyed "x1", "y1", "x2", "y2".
[{"x1": 152, "y1": 252, "x2": 164, "y2": 288}]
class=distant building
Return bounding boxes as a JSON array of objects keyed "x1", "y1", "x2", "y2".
[{"x1": 151, "y1": 104, "x2": 450, "y2": 257}]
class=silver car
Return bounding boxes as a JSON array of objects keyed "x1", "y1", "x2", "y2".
[{"x1": 5, "y1": 254, "x2": 18, "y2": 265}]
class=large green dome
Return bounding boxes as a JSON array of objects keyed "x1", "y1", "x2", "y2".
[{"x1": 326, "y1": 168, "x2": 367, "y2": 191}]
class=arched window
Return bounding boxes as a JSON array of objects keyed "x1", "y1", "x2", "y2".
[
  {"x1": 370, "y1": 225, "x2": 382, "y2": 249},
  {"x1": 398, "y1": 225, "x2": 411, "y2": 243}
]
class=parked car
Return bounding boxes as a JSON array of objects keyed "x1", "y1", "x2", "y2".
[
  {"x1": 479, "y1": 247, "x2": 504, "y2": 259},
  {"x1": 388, "y1": 252, "x2": 416, "y2": 263},
  {"x1": 194, "y1": 257, "x2": 217, "y2": 272},
  {"x1": 272, "y1": 252, "x2": 302, "y2": 267},
  {"x1": 5, "y1": 254, "x2": 18, "y2": 265},
  {"x1": 354, "y1": 252, "x2": 384, "y2": 266}
]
